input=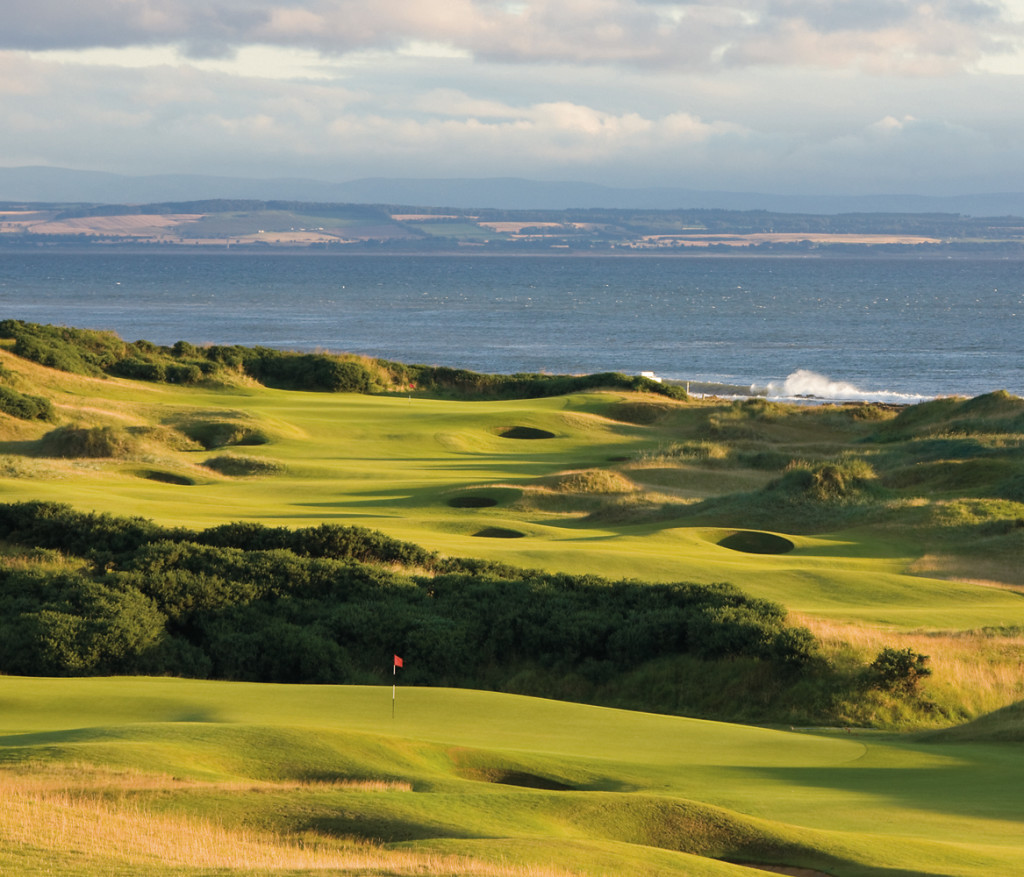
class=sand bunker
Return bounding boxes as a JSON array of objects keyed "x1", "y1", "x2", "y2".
[
  {"x1": 499, "y1": 426, "x2": 556, "y2": 440},
  {"x1": 448, "y1": 496, "x2": 499, "y2": 508},
  {"x1": 474, "y1": 769, "x2": 574, "y2": 791},
  {"x1": 473, "y1": 527, "x2": 526, "y2": 539},
  {"x1": 138, "y1": 470, "x2": 194, "y2": 486},
  {"x1": 718, "y1": 531, "x2": 795, "y2": 555}
]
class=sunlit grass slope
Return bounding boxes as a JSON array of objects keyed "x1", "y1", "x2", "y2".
[
  {"x1": 1, "y1": 348, "x2": 1021, "y2": 635},
  {"x1": 2, "y1": 676, "x2": 1024, "y2": 876}
]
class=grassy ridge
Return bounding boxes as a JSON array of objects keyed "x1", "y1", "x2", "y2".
[{"x1": 2, "y1": 677, "x2": 1024, "y2": 876}]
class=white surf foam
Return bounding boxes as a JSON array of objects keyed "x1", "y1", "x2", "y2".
[{"x1": 757, "y1": 369, "x2": 934, "y2": 405}]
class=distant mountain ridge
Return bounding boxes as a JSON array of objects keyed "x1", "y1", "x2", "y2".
[{"x1": 3, "y1": 165, "x2": 1024, "y2": 216}]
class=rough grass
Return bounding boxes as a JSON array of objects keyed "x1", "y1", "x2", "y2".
[
  {"x1": 793, "y1": 614, "x2": 1024, "y2": 726},
  {"x1": 0, "y1": 768, "x2": 567, "y2": 876}
]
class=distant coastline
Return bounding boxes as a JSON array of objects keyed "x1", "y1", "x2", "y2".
[
  {"x1": 3, "y1": 198, "x2": 1024, "y2": 257},
  {"x1": 5, "y1": 242, "x2": 1024, "y2": 260}
]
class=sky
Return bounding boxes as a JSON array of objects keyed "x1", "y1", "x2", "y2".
[{"x1": 3, "y1": 0, "x2": 1024, "y2": 195}]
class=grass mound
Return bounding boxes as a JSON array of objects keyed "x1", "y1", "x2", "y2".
[
  {"x1": 922, "y1": 699, "x2": 1024, "y2": 743},
  {"x1": 549, "y1": 468, "x2": 635, "y2": 494},
  {"x1": 604, "y1": 401, "x2": 673, "y2": 425},
  {"x1": 202, "y1": 455, "x2": 283, "y2": 476},
  {"x1": 7, "y1": 679, "x2": 1024, "y2": 877},
  {"x1": 882, "y1": 458, "x2": 1015, "y2": 493},
  {"x1": 718, "y1": 531, "x2": 795, "y2": 555},
  {"x1": 872, "y1": 390, "x2": 1024, "y2": 441},
  {"x1": 179, "y1": 419, "x2": 270, "y2": 450},
  {"x1": 39, "y1": 425, "x2": 139, "y2": 459},
  {"x1": 681, "y1": 458, "x2": 889, "y2": 533}
]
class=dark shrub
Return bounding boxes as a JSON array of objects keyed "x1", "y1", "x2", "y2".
[
  {"x1": 166, "y1": 363, "x2": 203, "y2": 384},
  {"x1": 111, "y1": 358, "x2": 166, "y2": 382},
  {"x1": 0, "y1": 386, "x2": 55, "y2": 421},
  {"x1": 868, "y1": 647, "x2": 931, "y2": 694}
]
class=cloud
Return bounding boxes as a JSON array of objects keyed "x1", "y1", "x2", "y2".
[
  {"x1": 3, "y1": 4, "x2": 1024, "y2": 197},
  {"x1": 0, "y1": 52, "x2": 749, "y2": 180},
  {"x1": 5, "y1": 1, "x2": 1022, "y2": 74},
  {"x1": 727, "y1": 0, "x2": 1017, "y2": 74}
]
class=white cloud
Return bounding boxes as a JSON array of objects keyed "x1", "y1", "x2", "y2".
[
  {"x1": 3, "y1": 3, "x2": 1024, "y2": 196},
  {"x1": 5, "y1": 1, "x2": 1022, "y2": 73}
]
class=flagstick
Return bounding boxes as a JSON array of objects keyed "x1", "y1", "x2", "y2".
[{"x1": 392, "y1": 655, "x2": 402, "y2": 719}]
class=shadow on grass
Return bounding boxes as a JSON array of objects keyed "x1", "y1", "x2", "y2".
[
  {"x1": 305, "y1": 812, "x2": 485, "y2": 843},
  {"x1": 733, "y1": 750, "x2": 1024, "y2": 821}
]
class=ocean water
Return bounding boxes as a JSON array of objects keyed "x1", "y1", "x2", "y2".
[{"x1": 0, "y1": 251, "x2": 1020, "y2": 403}]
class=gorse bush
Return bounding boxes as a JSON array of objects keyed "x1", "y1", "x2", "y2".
[
  {"x1": 1, "y1": 319, "x2": 127, "y2": 376},
  {"x1": 870, "y1": 390, "x2": 1024, "y2": 441},
  {"x1": 0, "y1": 502, "x2": 818, "y2": 707},
  {"x1": 868, "y1": 647, "x2": 932, "y2": 694},
  {"x1": 0, "y1": 320, "x2": 688, "y2": 401},
  {"x1": 0, "y1": 386, "x2": 55, "y2": 421}
]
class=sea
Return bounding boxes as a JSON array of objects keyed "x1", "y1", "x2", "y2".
[{"x1": 1, "y1": 250, "x2": 1021, "y2": 404}]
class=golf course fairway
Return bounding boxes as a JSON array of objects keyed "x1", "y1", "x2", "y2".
[
  {"x1": 2, "y1": 676, "x2": 1023, "y2": 876},
  {"x1": 0, "y1": 354, "x2": 1021, "y2": 633},
  {"x1": 1, "y1": 332, "x2": 1023, "y2": 875}
]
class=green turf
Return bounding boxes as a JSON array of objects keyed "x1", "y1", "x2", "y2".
[
  {"x1": 2, "y1": 676, "x2": 1023, "y2": 876},
  {"x1": 1, "y1": 359, "x2": 1022, "y2": 631},
  {"x1": 3, "y1": 355, "x2": 1024, "y2": 875}
]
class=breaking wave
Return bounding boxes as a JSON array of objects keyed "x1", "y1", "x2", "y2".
[{"x1": 757, "y1": 370, "x2": 934, "y2": 405}]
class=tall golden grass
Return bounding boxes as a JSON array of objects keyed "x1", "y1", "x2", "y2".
[
  {"x1": 0, "y1": 767, "x2": 574, "y2": 875},
  {"x1": 794, "y1": 614, "x2": 1024, "y2": 717}
]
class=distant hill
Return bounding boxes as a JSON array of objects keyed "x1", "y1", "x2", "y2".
[{"x1": 4, "y1": 165, "x2": 1024, "y2": 215}]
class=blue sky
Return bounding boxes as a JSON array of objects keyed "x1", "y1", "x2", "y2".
[{"x1": 3, "y1": 0, "x2": 1024, "y2": 195}]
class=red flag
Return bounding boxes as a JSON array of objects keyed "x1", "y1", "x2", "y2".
[{"x1": 394, "y1": 655, "x2": 403, "y2": 668}]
